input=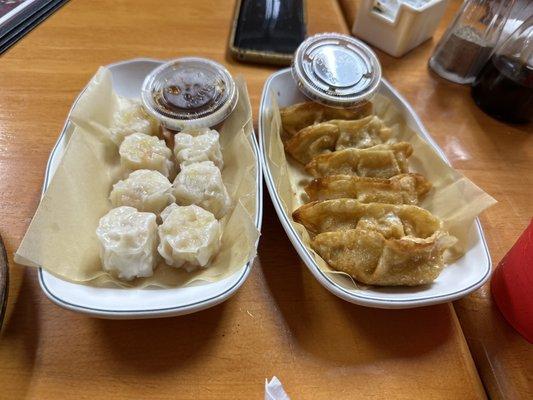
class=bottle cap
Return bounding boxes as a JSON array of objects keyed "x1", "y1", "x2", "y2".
[
  {"x1": 141, "y1": 57, "x2": 238, "y2": 130},
  {"x1": 292, "y1": 33, "x2": 381, "y2": 107}
]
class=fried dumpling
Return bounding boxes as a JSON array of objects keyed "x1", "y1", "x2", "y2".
[
  {"x1": 284, "y1": 123, "x2": 339, "y2": 164},
  {"x1": 293, "y1": 199, "x2": 456, "y2": 286},
  {"x1": 292, "y1": 199, "x2": 441, "y2": 237},
  {"x1": 109, "y1": 169, "x2": 175, "y2": 214},
  {"x1": 110, "y1": 97, "x2": 159, "y2": 145},
  {"x1": 284, "y1": 116, "x2": 395, "y2": 164},
  {"x1": 172, "y1": 161, "x2": 231, "y2": 218},
  {"x1": 312, "y1": 228, "x2": 456, "y2": 286},
  {"x1": 305, "y1": 142, "x2": 412, "y2": 179},
  {"x1": 119, "y1": 132, "x2": 175, "y2": 178},
  {"x1": 304, "y1": 173, "x2": 432, "y2": 205},
  {"x1": 280, "y1": 101, "x2": 372, "y2": 137},
  {"x1": 157, "y1": 204, "x2": 221, "y2": 272},
  {"x1": 333, "y1": 117, "x2": 394, "y2": 150},
  {"x1": 96, "y1": 206, "x2": 158, "y2": 281},
  {"x1": 174, "y1": 128, "x2": 223, "y2": 169}
]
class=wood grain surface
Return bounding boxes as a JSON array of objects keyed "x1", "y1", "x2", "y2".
[
  {"x1": 0, "y1": 234, "x2": 7, "y2": 330},
  {"x1": 340, "y1": 1, "x2": 533, "y2": 399},
  {"x1": 0, "y1": 0, "x2": 527, "y2": 399}
]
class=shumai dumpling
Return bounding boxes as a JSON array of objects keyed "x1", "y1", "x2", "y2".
[
  {"x1": 158, "y1": 204, "x2": 221, "y2": 271},
  {"x1": 304, "y1": 173, "x2": 432, "y2": 205},
  {"x1": 110, "y1": 97, "x2": 159, "y2": 145},
  {"x1": 172, "y1": 161, "x2": 230, "y2": 218},
  {"x1": 119, "y1": 132, "x2": 175, "y2": 178},
  {"x1": 109, "y1": 169, "x2": 175, "y2": 214},
  {"x1": 285, "y1": 116, "x2": 395, "y2": 164},
  {"x1": 96, "y1": 206, "x2": 158, "y2": 280},
  {"x1": 280, "y1": 101, "x2": 372, "y2": 138},
  {"x1": 174, "y1": 128, "x2": 223, "y2": 169},
  {"x1": 305, "y1": 142, "x2": 412, "y2": 179}
]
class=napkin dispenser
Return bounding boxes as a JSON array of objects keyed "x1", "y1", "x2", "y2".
[{"x1": 352, "y1": 0, "x2": 449, "y2": 57}]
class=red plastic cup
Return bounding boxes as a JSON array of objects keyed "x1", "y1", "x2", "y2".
[{"x1": 491, "y1": 219, "x2": 533, "y2": 343}]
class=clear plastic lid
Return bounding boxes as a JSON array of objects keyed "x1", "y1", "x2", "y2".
[
  {"x1": 292, "y1": 33, "x2": 382, "y2": 107},
  {"x1": 141, "y1": 57, "x2": 238, "y2": 130}
]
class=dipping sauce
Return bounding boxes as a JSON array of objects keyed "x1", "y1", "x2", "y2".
[{"x1": 141, "y1": 58, "x2": 238, "y2": 131}]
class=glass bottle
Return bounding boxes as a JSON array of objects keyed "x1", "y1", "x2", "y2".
[
  {"x1": 471, "y1": 15, "x2": 533, "y2": 124},
  {"x1": 429, "y1": 0, "x2": 515, "y2": 85}
]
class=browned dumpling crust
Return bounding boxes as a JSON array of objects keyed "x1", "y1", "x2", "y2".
[
  {"x1": 292, "y1": 199, "x2": 441, "y2": 237},
  {"x1": 279, "y1": 100, "x2": 456, "y2": 287},
  {"x1": 312, "y1": 228, "x2": 456, "y2": 286},
  {"x1": 284, "y1": 116, "x2": 395, "y2": 164},
  {"x1": 292, "y1": 199, "x2": 456, "y2": 286},
  {"x1": 333, "y1": 117, "x2": 394, "y2": 150},
  {"x1": 305, "y1": 142, "x2": 413, "y2": 179},
  {"x1": 280, "y1": 101, "x2": 372, "y2": 138},
  {"x1": 285, "y1": 122, "x2": 339, "y2": 164},
  {"x1": 304, "y1": 173, "x2": 432, "y2": 205}
]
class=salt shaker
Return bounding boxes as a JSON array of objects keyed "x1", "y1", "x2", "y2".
[{"x1": 429, "y1": 0, "x2": 515, "y2": 84}]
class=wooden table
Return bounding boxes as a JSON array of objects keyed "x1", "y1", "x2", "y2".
[
  {"x1": 339, "y1": 1, "x2": 533, "y2": 398},
  {"x1": 0, "y1": 1, "x2": 529, "y2": 399}
]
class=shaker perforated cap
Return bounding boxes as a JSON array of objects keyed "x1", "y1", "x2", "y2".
[
  {"x1": 292, "y1": 33, "x2": 382, "y2": 107},
  {"x1": 141, "y1": 57, "x2": 238, "y2": 130}
]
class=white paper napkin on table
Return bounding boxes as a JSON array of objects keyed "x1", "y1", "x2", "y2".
[{"x1": 265, "y1": 377, "x2": 290, "y2": 400}]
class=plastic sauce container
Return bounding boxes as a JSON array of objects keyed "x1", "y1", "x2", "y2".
[
  {"x1": 291, "y1": 33, "x2": 382, "y2": 108},
  {"x1": 141, "y1": 57, "x2": 238, "y2": 131}
]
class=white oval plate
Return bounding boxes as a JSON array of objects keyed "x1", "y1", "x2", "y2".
[
  {"x1": 259, "y1": 69, "x2": 492, "y2": 309},
  {"x1": 38, "y1": 59, "x2": 263, "y2": 319}
]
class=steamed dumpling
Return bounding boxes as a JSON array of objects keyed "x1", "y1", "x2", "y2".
[
  {"x1": 109, "y1": 97, "x2": 159, "y2": 145},
  {"x1": 173, "y1": 128, "x2": 223, "y2": 169},
  {"x1": 119, "y1": 132, "x2": 174, "y2": 178},
  {"x1": 172, "y1": 161, "x2": 230, "y2": 218},
  {"x1": 158, "y1": 204, "x2": 221, "y2": 272},
  {"x1": 109, "y1": 169, "x2": 175, "y2": 214},
  {"x1": 96, "y1": 206, "x2": 158, "y2": 280}
]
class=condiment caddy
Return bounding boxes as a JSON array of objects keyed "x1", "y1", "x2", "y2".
[{"x1": 352, "y1": 0, "x2": 449, "y2": 57}]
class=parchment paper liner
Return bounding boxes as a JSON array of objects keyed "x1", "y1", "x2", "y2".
[
  {"x1": 15, "y1": 67, "x2": 259, "y2": 288},
  {"x1": 265, "y1": 91, "x2": 496, "y2": 287}
]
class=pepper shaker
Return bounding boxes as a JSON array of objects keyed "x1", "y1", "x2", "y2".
[{"x1": 429, "y1": 0, "x2": 515, "y2": 84}]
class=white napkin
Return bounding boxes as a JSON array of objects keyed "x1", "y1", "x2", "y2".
[{"x1": 265, "y1": 376, "x2": 290, "y2": 400}]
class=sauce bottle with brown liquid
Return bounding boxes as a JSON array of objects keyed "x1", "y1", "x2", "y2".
[{"x1": 472, "y1": 15, "x2": 533, "y2": 124}]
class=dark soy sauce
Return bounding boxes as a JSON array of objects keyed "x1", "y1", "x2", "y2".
[
  {"x1": 471, "y1": 55, "x2": 533, "y2": 124},
  {"x1": 152, "y1": 69, "x2": 227, "y2": 119}
]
